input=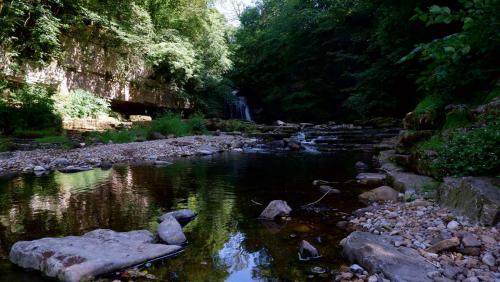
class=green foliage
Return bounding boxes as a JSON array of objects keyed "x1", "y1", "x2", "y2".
[
  {"x1": 0, "y1": 138, "x2": 15, "y2": 152},
  {"x1": 13, "y1": 128, "x2": 60, "y2": 139},
  {"x1": 431, "y1": 123, "x2": 500, "y2": 176},
  {"x1": 93, "y1": 114, "x2": 207, "y2": 144},
  {"x1": 443, "y1": 111, "x2": 471, "y2": 130},
  {"x1": 34, "y1": 135, "x2": 70, "y2": 144},
  {"x1": 0, "y1": 82, "x2": 61, "y2": 135},
  {"x1": 220, "y1": 119, "x2": 257, "y2": 133},
  {"x1": 55, "y1": 89, "x2": 110, "y2": 119},
  {"x1": 1, "y1": 0, "x2": 234, "y2": 115},
  {"x1": 94, "y1": 129, "x2": 138, "y2": 144}
]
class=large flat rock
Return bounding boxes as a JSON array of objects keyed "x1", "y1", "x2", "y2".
[
  {"x1": 9, "y1": 229, "x2": 182, "y2": 282},
  {"x1": 342, "y1": 231, "x2": 438, "y2": 282},
  {"x1": 439, "y1": 177, "x2": 500, "y2": 225},
  {"x1": 387, "y1": 171, "x2": 437, "y2": 198}
]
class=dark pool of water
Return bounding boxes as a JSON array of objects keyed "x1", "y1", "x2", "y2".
[{"x1": 0, "y1": 152, "x2": 371, "y2": 281}]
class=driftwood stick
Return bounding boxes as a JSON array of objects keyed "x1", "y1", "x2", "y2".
[
  {"x1": 251, "y1": 199, "x2": 263, "y2": 205},
  {"x1": 301, "y1": 190, "x2": 331, "y2": 207}
]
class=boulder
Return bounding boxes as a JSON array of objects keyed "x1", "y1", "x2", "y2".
[
  {"x1": 159, "y1": 209, "x2": 197, "y2": 224},
  {"x1": 9, "y1": 229, "x2": 181, "y2": 282},
  {"x1": 259, "y1": 200, "x2": 292, "y2": 220},
  {"x1": 298, "y1": 240, "x2": 320, "y2": 261},
  {"x1": 438, "y1": 177, "x2": 500, "y2": 226},
  {"x1": 355, "y1": 161, "x2": 369, "y2": 172},
  {"x1": 358, "y1": 186, "x2": 399, "y2": 204},
  {"x1": 342, "y1": 232, "x2": 438, "y2": 282},
  {"x1": 58, "y1": 166, "x2": 92, "y2": 173},
  {"x1": 157, "y1": 215, "x2": 186, "y2": 245},
  {"x1": 356, "y1": 173, "x2": 387, "y2": 186},
  {"x1": 151, "y1": 132, "x2": 166, "y2": 140},
  {"x1": 51, "y1": 158, "x2": 70, "y2": 167},
  {"x1": 386, "y1": 171, "x2": 437, "y2": 198}
]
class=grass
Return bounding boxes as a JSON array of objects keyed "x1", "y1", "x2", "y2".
[
  {"x1": 35, "y1": 135, "x2": 70, "y2": 143},
  {"x1": 442, "y1": 111, "x2": 471, "y2": 130},
  {"x1": 220, "y1": 119, "x2": 258, "y2": 133},
  {"x1": 0, "y1": 138, "x2": 15, "y2": 152},
  {"x1": 13, "y1": 128, "x2": 61, "y2": 138},
  {"x1": 93, "y1": 114, "x2": 208, "y2": 144},
  {"x1": 417, "y1": 134, "x2": 444, "y2": 151}
]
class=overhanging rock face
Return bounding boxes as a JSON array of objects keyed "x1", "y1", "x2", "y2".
[
  {"x1": 1, "y1": 36, "x2": 190, "y2": 110},
  {"x1": 9, "y1": 229, "x2": 182, "y2": 282}
]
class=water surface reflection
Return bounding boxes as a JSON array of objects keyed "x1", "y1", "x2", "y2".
[{"x1": 0, "y1": 152, "x2": 369, "y2": 281}]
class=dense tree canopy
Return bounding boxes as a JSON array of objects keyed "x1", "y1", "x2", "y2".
[
  {"x1": 232, "y1": 0, "x2": 500, "y2": 122},
  {"x1": 0, "y1": 0, "x2": 234, "y2": 115}
]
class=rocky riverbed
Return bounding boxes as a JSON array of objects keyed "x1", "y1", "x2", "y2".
[
  {"x1": 0, "y1": 135, "x2": 257, "y2": 176},
  {"x1": 338, "y1": 199, "x2": 500, "y2": 282}
]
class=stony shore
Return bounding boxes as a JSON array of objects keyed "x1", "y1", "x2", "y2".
[
  {"x1": 0, "y1": 135, "x2": 257, "y2": 176},
  {"x1": 338, "y1": 199, "x2": 500, "y2": 282}
]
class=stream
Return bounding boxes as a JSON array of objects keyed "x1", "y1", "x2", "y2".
[{"x1": 0, "y1": 151, "x2": 371, "y2": 281}]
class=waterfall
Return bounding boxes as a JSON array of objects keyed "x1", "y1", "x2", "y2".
[{"x1": 228, "y1": 91, "x2": 252, "y2": 121}]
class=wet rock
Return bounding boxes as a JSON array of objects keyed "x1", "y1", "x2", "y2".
[
  {"x1": 426, "y1": 237, "x2": 460, "y2": 253},
  {"x1": 438, "y1": 177, "x2": 500, "y2": 225},
  {"x1": 356, "y1": 173, "x2": 387, "y2": 186},
  {"x1": 342, "y1": 231, "x2": 437, "y2": 282},
  {"x1": 99, "y1": 162, "x2": 113, "y2": 170},
  {"x1": 154, "y1": 160, "x2": 172, "y2": 166},
  {"x1": 151, "y1": 132, "x2": 166, "y2": 140},
  {"x1": 312, "y1": 179, "x2": 337, "y2": 186},
  {"x1": 157, "y1": 215, "x2": 186, "y2": 245},
  {"x1": 358, "y1": 186, "x2": 399, "y2": 204},
  {"x1": 298, "y1": 240, "x2": 320, "y2": 261},
  {"x1": 259, "y1": 200, "x2": 292, "y2": 220},
  {"x1": 51, "y1": 158, "x2": 70, "y2": 167},
  {"x1": 275, "y1": 120, "x2": 286, "y2": 126},
  {"x1": 350, "y1": 264, "x2": 364, "y2": 274},
  {"x1": 58, "y1": 166, "x2": 92, "y2": 173},
  {"x1": 159, "y1": 209, "x2": 197, "y2": 224},
  {"x1": 443, "y1": 265, "x2": 461, "y2": 279},
  {"x1": 33, "y1": 166, "x2": 46, "y2": 172},
  {"x1": 355, "y1": 161, "x2": 369, "y2": 172},
  {"x1": 336, "y1": 221, "x2": 348, "y2": 229},
  {"x1": 319, "y1": 185, "x2": 340, "y2": 194},
  {"x1": 9, "y1": 229, "x2": 181, "y2": 282}
]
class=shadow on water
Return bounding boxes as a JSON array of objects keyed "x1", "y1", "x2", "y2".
[{"x1": 0, "y1": 152, "x2": 371, "y2": 281}]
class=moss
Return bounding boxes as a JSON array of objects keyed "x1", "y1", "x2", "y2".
[
  {"x1": 0, "y1": 138, "x2": 15, "y2": 152},
  {"x1": 443, "y1": 111, "x2": 471, "y2": 130}
]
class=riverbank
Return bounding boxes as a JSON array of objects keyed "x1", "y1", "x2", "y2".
[
  {"x1": 334, "y1": 135, "x2": 500, "y2": 281},
  {"x1": 339, "y1": 200, "x2": 499, "y2": 281},
  {"x1": 0, "y1": 135, "x2": 257, "y2": 176}
]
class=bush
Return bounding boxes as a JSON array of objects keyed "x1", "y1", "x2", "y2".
[
  {"x1": 56, "y1": 89, "x2": 110, "y2": 119},
  {"x1": 0, "y1": 138, "x2": 15, "y2": 152},
  {"x1": 432, "y1": 123, "x2": 500, "y2": 176},
  {"x1": 93, "y1": 129, "x2": 138, "y2": 144},
  {"x1": 220, "y1": 119, "x2": 257, "y2": 133},
  {"x1": 0, "y1": 83, "x2": 62, "y2": 134},
  {"x1": 185, "y1": 113, "x2": 207, "y2": 134}
]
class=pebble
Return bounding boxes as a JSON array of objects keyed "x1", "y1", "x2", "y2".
[
  {"x1": 348, "y1": 199, "x2": 499, "y2": 281},
  {"x1": 447, "y1": 221, "x2": 459, "y2": 230},
  {"x1": 481, "y1": 252, "x2": 495, "y2": 267},
  {"x1": 0, "y1": 136, "x2": 257, "y2": 174}
]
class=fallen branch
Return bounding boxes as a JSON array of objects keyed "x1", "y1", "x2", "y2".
[
  {"x1": 251, "y1": 200, "x2": 263, "y2": 205},
  {"x1": 301, "y1": 190, "x2": 331, "y2": 208}
]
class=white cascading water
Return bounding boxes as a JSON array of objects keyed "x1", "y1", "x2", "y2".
[
  {"x1": 229, "y1": 91, "x2": 252, "y2": 121},
  {"x1": 292, "y1": 131, "x2": 320, "y2": 153}
]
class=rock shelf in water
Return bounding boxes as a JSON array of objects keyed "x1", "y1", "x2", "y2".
[{"x1": 9, "y1": 229, "x2": 182, "y2": 282}]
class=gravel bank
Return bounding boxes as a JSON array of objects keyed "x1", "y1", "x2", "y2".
[
  {"x1": 0, "y1": 135, "x2": 257, "y2": 175},
  {"x1": 339, "y1": 200, "x2": 500, "y2": 282}
]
